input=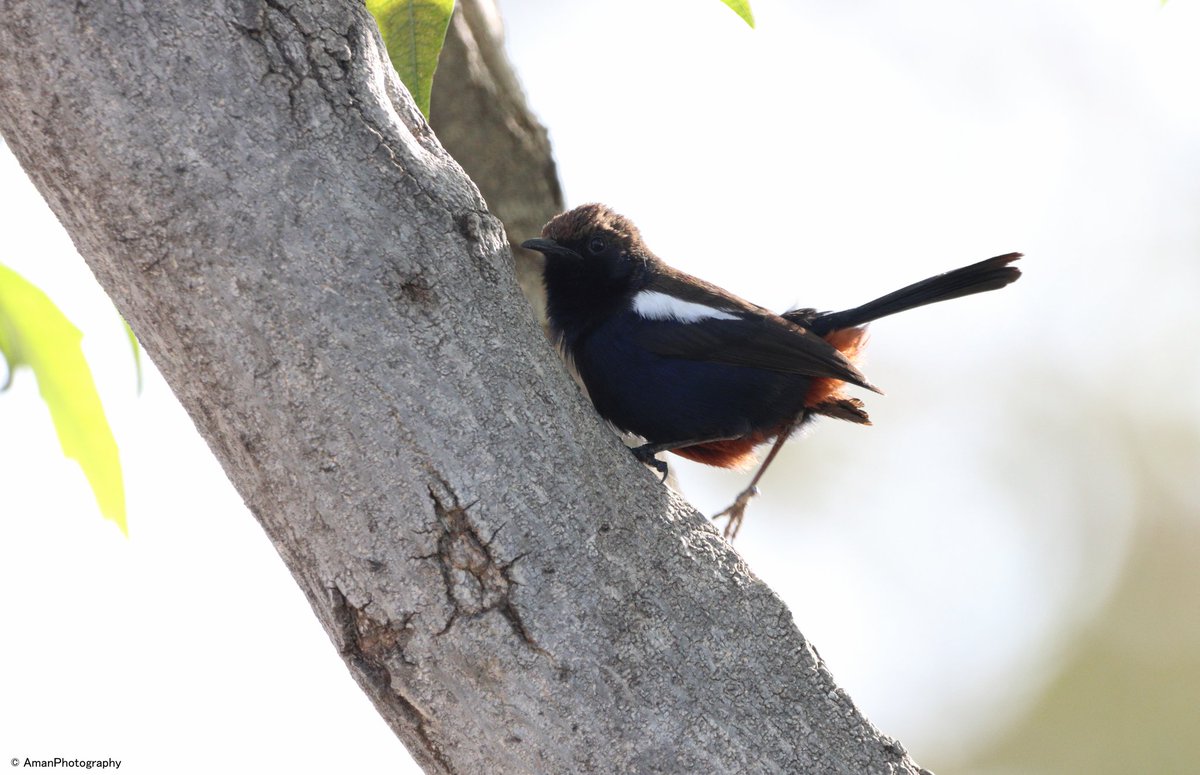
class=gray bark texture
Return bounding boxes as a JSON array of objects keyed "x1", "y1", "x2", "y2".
[{"x1": 0, "y1": 1, "x2": 929, "y2": 773}]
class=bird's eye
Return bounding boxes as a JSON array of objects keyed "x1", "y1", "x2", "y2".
[{"x1": 587, "y1": 236, "x2": 606, "y2": 255}]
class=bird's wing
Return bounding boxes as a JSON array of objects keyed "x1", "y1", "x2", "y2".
[
  {"x1": 634, "y1": 315, "x2": 875, "y2": 389},
  {"x1": 631, "y1": 271, "x2": 878, "y2": 391}
]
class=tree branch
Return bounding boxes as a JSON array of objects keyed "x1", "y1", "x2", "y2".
[
  {"x1": 0, "y1": 1, "x2": 928, "y2": 772},
  {"x1": 430, "y1": 0, "x2": 562, "y2": 318}
]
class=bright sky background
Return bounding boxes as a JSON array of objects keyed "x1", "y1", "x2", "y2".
[{"x1": 2, "y1": 1, "x2": 1198, "y2": 772}]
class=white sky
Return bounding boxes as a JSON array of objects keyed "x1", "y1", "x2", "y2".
[{"x1": 2, "y1": 0, "x2": 1198, "y2": 772}]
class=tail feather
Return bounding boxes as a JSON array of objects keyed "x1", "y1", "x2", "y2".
[
  {"x1": 809, "y1": 396, "x2": 872, "y2": 425},
  {"x1": 787, "y1": 253, "x2": 1022, "y2": 335}
]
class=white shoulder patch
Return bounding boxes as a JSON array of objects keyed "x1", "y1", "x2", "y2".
[{"x1": 632, "y1": 290, "x2": 740, "y2": 323}]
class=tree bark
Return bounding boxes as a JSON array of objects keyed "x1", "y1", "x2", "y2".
[
  {"x1": 430, "y1": 0, "x2": 562, "y2": 319},
  {"x1": 0, "y1": 2, "x2": 928, "y2": 773}
]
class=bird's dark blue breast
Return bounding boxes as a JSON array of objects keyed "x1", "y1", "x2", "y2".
[{"x1": 569, "y1": 310, "x2": 810, "y2": 445}]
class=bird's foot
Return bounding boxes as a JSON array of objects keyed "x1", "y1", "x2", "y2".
[
  {"x1": 712, "y1": 485, "x2": 760, "y2": 540},
  {"x1": 631, "y1": 444, "x2": 669, "y2": 482}
]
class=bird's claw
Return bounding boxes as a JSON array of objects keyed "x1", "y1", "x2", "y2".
[
  {"x1": 712, "y1": 485, "x2": 761, "y2": 540},
  {"x1": 631, "y1": 445, "x2": 669, "y2": 482}
]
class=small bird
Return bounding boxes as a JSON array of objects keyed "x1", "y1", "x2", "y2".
[{"x1": 523, "y1": 204, "x2": 1021, "y2": 538}]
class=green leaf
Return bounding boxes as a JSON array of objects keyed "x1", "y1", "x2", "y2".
[
  {"x1": 367, "y1": 0, "x2": 455, "y2": 119},
  {"x1": 123, "y1": 316, "x2": 142, "y2": 394},
  {"x1": 720, "y1": 0, "x2": 755, "y2": 28},
  {"x1": 0, "y1": 263, "x2": 126, "y2": 534}
]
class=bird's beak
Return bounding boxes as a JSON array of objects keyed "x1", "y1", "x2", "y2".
[{"x1": 521, "y1": 238, "x2": 579, "y2": 258}]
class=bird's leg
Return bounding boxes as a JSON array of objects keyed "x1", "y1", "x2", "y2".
[
  {"x1": 712, "y1": 414, "x2": 803, "y2": 540},
  {"x1": 631, "y1": 434, "x2": 744, "y2": 482}
]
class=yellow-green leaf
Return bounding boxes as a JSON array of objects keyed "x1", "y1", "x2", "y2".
[
  {"x1": 0, "y1": 264, "x2": 126, "y2": 534},
  {"x1": 720, "y1": 0, "x2": 755, "y2": 28},
  {"x1": 123, "y1": 316, "x2": 142, "y2": 395},
  {"x1": 367, "y1": 0, "x2": 455, "y2": 119}
]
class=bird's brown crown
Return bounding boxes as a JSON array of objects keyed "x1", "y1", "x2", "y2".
[{"x1": 541, "y1": 203, "x2": 644, "y2": 250}]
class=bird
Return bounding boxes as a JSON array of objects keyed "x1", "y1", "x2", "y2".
[{"x1": 522, "y1": 203, "x2": 1022, "y2": 538}]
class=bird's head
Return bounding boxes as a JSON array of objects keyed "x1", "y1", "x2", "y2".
[
  {"x1": 523, "y1": 204, "x2": 656, "y2": 339},
  {"x1": 522, "y1": 204, "x2": 650, "y2": 287}
]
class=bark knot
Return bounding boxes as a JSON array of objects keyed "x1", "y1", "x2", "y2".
[
  {"x1": 424, "y1": 483, "x2": 545, "y2": 655},
  {"x1": 331, "y1": 587, "x2": 416, "y2": 677},
  {"x1": 330, "y1": 588, "x2": 452, "y2": 772}
]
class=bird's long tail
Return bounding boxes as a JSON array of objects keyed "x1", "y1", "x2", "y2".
[{"x1": 787, "y1": 252, "x2": 1022, "y2": 335}]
